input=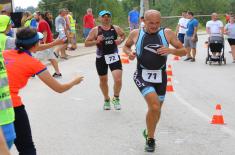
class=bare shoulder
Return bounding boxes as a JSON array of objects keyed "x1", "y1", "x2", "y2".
[
  {"x1": 113, "y1": 25, "x2": 121, "y2": 29},
  {"x1": 128, "y1": 29, "x2": 140, "y2": 43},
  {"x1": 113, "y1": 25, "x2": 123, "y2": 32},
  {"x1": 90, "y1": 26, "x2": 98, "y2": 33},
  {"x1": 89, "y1": 26, "x2": 99, "y2": 37},
  {"x1": 164, "y1": 28, "x2": 174, "y2": 35}
]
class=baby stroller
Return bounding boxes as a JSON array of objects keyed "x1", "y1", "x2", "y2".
[{"x1": 205, "y1": 36, "x2": 226, "y2": 65}]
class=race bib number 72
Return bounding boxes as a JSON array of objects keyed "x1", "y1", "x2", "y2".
[
  {"x1": 142, "y1": 69, "x2": 162, "y2": 83},
  {"x1": 104, "y1": 53, "x2": 119, "y2": 64}
]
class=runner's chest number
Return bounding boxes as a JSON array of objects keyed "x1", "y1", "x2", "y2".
[
  {"x1": 142, "y1": 69, "x2": 162, "y2": 83},
  {"x1": 104, "y1": 53, "x2": 119, "y2": 64}
]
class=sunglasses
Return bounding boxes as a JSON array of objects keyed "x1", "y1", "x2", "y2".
[{"x1": 102, "y1": 14, "x2": 111, "y2": 18}]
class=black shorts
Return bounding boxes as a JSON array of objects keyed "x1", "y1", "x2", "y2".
[
  {"x1": 96, "y1": 56, "x2": 122, "y2": 76},
  {"x1": 133, "y1": 69, "x2": 167, "y2": 102},
  {"x1": 228, "y1": 38, "x2": 235, "y2": 46}
]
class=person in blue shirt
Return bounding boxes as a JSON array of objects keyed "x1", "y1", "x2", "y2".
[
  {"x1": 128, "y1": 7, "x2": 139, "y2": 31},
  {"x1": 184, "y1": 11, "x2": 199, "y2": 62}
]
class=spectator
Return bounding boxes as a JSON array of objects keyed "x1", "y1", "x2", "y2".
[
  {"x1": 83, "y1": 8, "x2": 95, "y2": 38},
  {"x1": 0, "y1": 14, "x2": 16, "y2": 151},
  {"x1": 44, "y1": 11, "x2": 54, "y2": 32},
  {"x1": 68, "y1": 12, "x2": 77, "y2": 50},
  {"x1": 224, "y1": 16, "x2": 235, "y2": 63},
  {"x1": 184, "y1": 11, "x2": 199, "y2": 62},
  {"x1": 3, "y1": 27, "x2": 83, "y2": 155},
  {"x1": 176, "y1": 11, "x2": 189, "y2": 44},
  {"x1": 128, "y1": 7, "x2": 139, "y2": 31},
  {"x1": 21, "y1": 11, "x2": 37, "y2": 28},
  {"x1": 206, "y1": 13, "x2": 223, "y2": 37},
  {"x1": 206, "y1": 13, "x2": 224, "y2": 58},
  {"x1": 34, "y1": 11, "x2": 62, "y2": 78},
  {"x1": 1, "y1": 5, "x2": 14, "y2": 37},
  {"x1": 54, "y1": 9, "x2": 68, "y2": 59}
]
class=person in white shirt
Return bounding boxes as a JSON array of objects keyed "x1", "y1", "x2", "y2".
[
  {"x1": 176, "y1": 11, "x2": 189, "y2": 44},
  {"x1": 224, "y1": 16, "x2": 235, "y2": 62},
  {"x1": 206, "y1": 13, "x2": 224, "y2": 58},
  {"x1": 206, "y1": 13, "x2": 224, "y2": 37}
]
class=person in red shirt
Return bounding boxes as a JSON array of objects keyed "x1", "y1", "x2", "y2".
[
  {"x1": 83, "y1": 8, "x2": 95, "y2": 38},
  {"x1": 3, "y1": 27, "x2": 84, "y2": 155},
  {"x1": 34, "y1": 11, "x2": 62, "y2": 78}
]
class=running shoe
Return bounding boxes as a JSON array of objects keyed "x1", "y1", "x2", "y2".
[
  {"x1": 145, "y1": 138, "x2": 155, "y2": 152},
  {"x1": 184, "y1": 57, "x2": 192, "y2": 61},
  {"x1": 112, "y1": 97, "x2": 121, "y2": 110},
  {"x1": 143, "y1": 129, "x2": 155, "y2": 152},
  {"x1": 52, "y1": 73, "x2": 62, "y2": 78},
  {"x1": 190, "y1": 58, "x2": 195, "y2": 62},
  {"x1": 103, "y1": 100, "x2": 111, "y2": 110}
]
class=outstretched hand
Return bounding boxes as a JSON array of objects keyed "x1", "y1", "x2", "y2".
[
  {"x1": 73, "y1": 76, "x2": 84, "y2": 85},
  {"x1": 53, "y1": 38, "x2": 66, "y2": 45}
]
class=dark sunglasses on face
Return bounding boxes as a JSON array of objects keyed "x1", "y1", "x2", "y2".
[{"x1": 102, "y1": 14, "x2": 111, "y2": 18}]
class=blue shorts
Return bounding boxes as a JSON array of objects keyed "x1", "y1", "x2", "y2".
[
  {"x1": 178, "y1": 33, "x2": 185, "y2": 44},
  {"x1": 83, "y1": 28, "x2": 91, "y2": 38},
  {"x1": 133, "y1": 69, "x2": 167, "y2": 102},
  {"x1": 1, "y1": 123, "x2": 16, "y2": 148}
]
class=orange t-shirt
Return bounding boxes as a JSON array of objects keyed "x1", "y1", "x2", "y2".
[{"x1": 3, "y1": 49, "x2": 47, "y2": 107}]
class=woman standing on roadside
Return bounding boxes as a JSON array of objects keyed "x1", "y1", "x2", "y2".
[{"x1": 3, "y1": 27, "x2": 84, "y2": 155}]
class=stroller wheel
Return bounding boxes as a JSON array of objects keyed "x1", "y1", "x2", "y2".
[
  {"x1": 209, "y1": 61, "x2": 212, "y2": 65},
  {"x1": 224, "y1": 58, "x2": 226, "y2": 64},
  {"x1": 205, "y1": 57, "x2": 208, "y2": 64}
]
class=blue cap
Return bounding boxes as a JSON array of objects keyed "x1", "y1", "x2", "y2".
[
  {"x1": 99, "y1": 10, "x2": 112, "y2": 17},
  {"x1": 16, "y1": 32, "x2": 44, "y2": 45}
]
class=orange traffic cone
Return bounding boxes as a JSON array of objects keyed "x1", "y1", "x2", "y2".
[
  {"x1": 120, "y1": 52, "x2": 129, "y2": 64},
  {"x1": 167, "y1": 65, "x2": 173, "y2": 76},
  {"x1": 173, "y1": 56, "x2": 180, "y2": 61},
  {"x1": 211, "y1": 104, "x2": 225, "y2": 125},
  {"x1": 166, "y1": 77, "x2": 174, "y2": 92}
]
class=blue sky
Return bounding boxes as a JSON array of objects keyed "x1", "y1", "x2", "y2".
[{"x1": 13, "y1": 0, "x2": 40, "y2": 8}]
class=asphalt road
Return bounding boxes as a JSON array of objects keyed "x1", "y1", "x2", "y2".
[{"x1": 11, "y1": 34, "x2": 235, "y2": 155}]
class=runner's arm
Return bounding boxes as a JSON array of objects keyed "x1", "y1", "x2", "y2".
[
  {"x1": 114, "y1": 25, "x2": 126, "y2": 45},
  {"x1": 158, "y1": 29, "x2": 187, "y2": 56},
  {"x1": 123, "y1": 30, "x2": 137, "y2": 60},
  {"x1": 84, "y1": 27, "x2": 98, "y2": 47},
  {"x1": 38, "y1": 70, "x2": 83, "y2": 93}
]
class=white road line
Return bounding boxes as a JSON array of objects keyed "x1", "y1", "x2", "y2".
[
  {"x1": 173, "y1": 92, "x2": 235, "y2": 138},
  {"x1": 70, "y1": 97, "x2": 83, "y2": 101}
]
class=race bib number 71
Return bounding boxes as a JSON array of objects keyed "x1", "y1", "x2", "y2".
[
  {"x1": 104, "y1": 53, "x2": 119, "y2": 64},
  {"x1": 142, "y1": 69, "x2": 162, "y2": 83}
]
